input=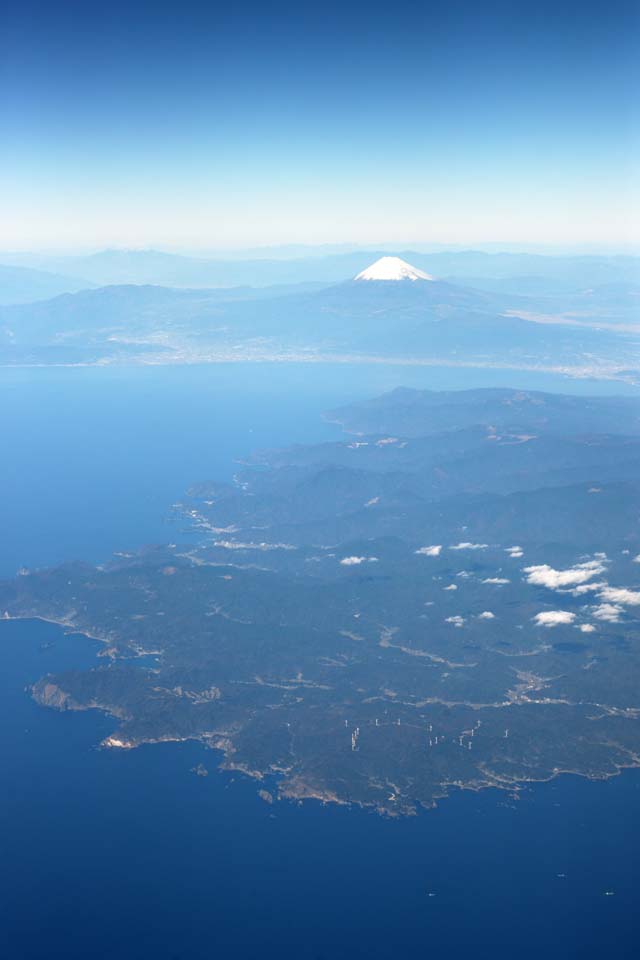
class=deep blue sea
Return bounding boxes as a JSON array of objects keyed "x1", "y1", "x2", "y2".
[{"x1": 1, "y1": 362, "x2": 639, "y2": 959}]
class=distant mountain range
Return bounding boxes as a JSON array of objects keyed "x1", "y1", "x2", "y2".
[
  {"x1": 1, "y1": 247, "x2": 639, "y2": 300},
  {"x1": 0, "y1": 256, "x2": 637, "y2": 374}
]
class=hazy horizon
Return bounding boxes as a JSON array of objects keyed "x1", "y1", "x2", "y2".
[{"x1": 2, "y1": 240, "x2": 639, "y2": 259}]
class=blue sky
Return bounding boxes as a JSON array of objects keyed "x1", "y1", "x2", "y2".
[{"x1": 1, "y1": 0, "x2": 638, "y2": 250}]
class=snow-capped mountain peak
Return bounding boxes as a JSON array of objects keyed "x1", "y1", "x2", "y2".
[{"x1": 354, "y1": 256, "x2": 434, "y2": 282}]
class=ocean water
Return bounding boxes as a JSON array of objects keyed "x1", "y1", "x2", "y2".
[{"x1": 1, "y1": 362, "x2": 639, "y2": 958}]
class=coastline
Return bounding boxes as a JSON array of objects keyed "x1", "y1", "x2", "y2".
[{"x1": 0, "y1": 349, "x2": 637, "y2": 387}]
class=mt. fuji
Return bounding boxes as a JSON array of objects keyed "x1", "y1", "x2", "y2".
[{"x1": 354, "y1": 256, "x2": 434, "y2": 282}]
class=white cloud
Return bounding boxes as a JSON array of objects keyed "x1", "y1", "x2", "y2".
[
  {"x1": 633, "y1": 554, "x2": 640, "y2": 564},
  {"x1": 450, "y1": 542, "x2": 488, "y2": 551},
  {"x1": 415, "y1": 545, "x2": 442, "y2": 557},
  {"x1": 443, "y1": 584, "x2": 458, "y2": 591},
  {"x1": 524, "y1": 560, "x2": 606, "y2": 590},
  {"x1": 578, "y1": 623, "x2": 596, "y2": 633},
  {"x1": 597, "y1": 586, "x2": 640, "y2": 606},
  {"x1": 591, "y1": 603, "x2": 623, "y2": 623},
  {"x1": 478, "y1": 611, "x2": 495, "y2": 619},
  {"x1": 445, "y1": 615, "x2": 465, "y2": 627},
  {"x1": 482, "y1": 577, "x2": 510, "y2": 585},
  {"x1": 340, "y1": 556, "x2": 379, "y2": 566},
  {"x1": 533, "y1": 610, "x2": 576, "y2": 628},
  {"x1": 506, "y1": 546, "x2": 523, "y2": 558}
]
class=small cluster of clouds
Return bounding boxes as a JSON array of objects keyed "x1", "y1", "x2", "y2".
[
  {"x1": 533, "y1": 610, "x2": 576, "y2": 628},
  {"x1": 524, "y1": 559, "x2": 607, "y2": 591},
  {"x1": 525, "y1": 556, "x2": 640, "y2": 625},
  {"x1": 413, "y1": 544, "x2": 637, "y2": 634},
  {"x1": 340, "y1": 556, "x2": 379, "y2": 566},
  {"x1": 525, "y1": 552, "x2": 640, "y2": 628},
  {"x1": 415, "y1": 545, "x2": 442, "y2": 557}
]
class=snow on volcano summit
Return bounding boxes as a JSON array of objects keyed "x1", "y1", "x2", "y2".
[{"x1": 354, "y1": 256, "x2": 434, "y2": 282}]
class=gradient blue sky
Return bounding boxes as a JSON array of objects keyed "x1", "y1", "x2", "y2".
[{"x1": 1, "y1": 0, "x2": 638, "y2": 250}]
